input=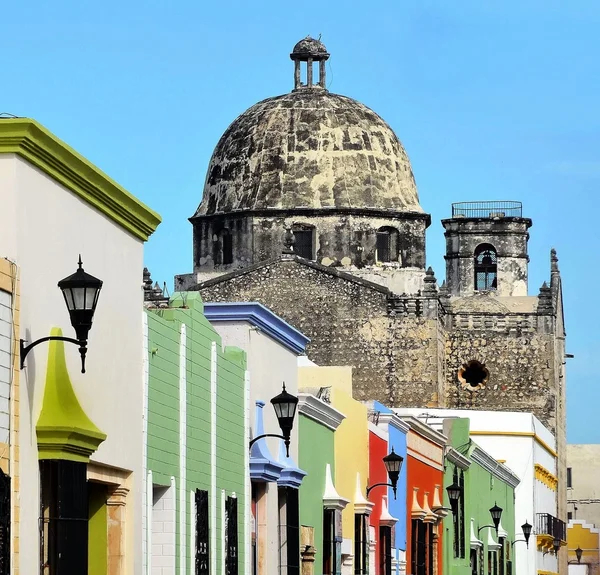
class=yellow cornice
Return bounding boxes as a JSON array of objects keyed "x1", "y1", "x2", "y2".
[
  {"x1": 538, "y1": 571, "x2": 558, "y2": 575},
  {"x1": 535, "y1": 463, "x2": 558, "y2": 491},
  {"x1": 469, "y1": 430, "x2": 557, "y2": 458},
  {"x1": 0, "y1": 118, "x2": 161, "y2": 241}
]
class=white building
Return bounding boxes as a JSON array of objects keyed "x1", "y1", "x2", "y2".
[
  {"x1": 394, "y1": 408, "x2": 562, "y2": 575},
  {"x1": 203, "y1": 302, "x2": 310, "y2": 575},
  {"x1": 0, "y1": 118, "x2": 160, "y2": 573}
]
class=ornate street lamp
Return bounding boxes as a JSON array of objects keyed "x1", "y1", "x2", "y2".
[
  {"x1": 553, "y1": 537, "x2": 561, "y2": 555},
  {"x1": 249, "y1": 383, "x2": 298, "y2": 457},
  {"x1": 512, "y1": 520, "x2": 533, "y2": 549},
  {"x1": 478, "y1": 502, "x2": 503, "y2": 536},
  {"x1": 20, "y1": 256, "x2": 103, "y2": 373},
  {"x1": 366, "y1": 448, "x2": 404, "y2": 500},
  {"x1": 576, "y1": 546, "x2": 583, "y2": 564},
  {"x1": 446, "y1": 482, "x2": 462, "y2": 515}
]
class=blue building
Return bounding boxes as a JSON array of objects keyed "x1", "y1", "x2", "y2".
[{"x1": 373, "y1": 401, "x2": 409, "y2": 575}]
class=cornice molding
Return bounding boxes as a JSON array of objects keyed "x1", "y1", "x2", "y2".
[
  {"x1": 376, "y1": 411, "x2": 411, "y2": 434},
  {"x1": 446, "y1": 447, "x2": 471, "y2": 470},
  {"x1": 298, "y1": 393, "x2": 346, "y2": 431},
  {"x1": 0, "y1": 118, "x2": 161, "y2": 241},
  {"x1": 534, "y1": 464, "x2": 558, "y2": 492},
  {"x1": 470, "y1": 446, "x2": 520, "y2": 488},
  {"x1": 203, "y1": 302, "x2": 310, "y2": 355},
  {"x1": 400, "y1": 416, "x2": 447, "y2": 447}
]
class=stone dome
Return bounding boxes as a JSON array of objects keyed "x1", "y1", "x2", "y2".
[
  {"x1": 195, "y1": 40, "x2": 423, "y2": 217},
  {"x1": 290, "y1": 36, "x2": 329, "y2": 60}
]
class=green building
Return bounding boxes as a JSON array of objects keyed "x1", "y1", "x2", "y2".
[
  {"x1": 297, "y1": 390, "x2": 346, "y2": 571},
  {"x1": 442, "y1": 418, "x2": 520, "y2": 575},
  {"x1": 144, "y1": 292, "x2": 247, "y2": 575}
]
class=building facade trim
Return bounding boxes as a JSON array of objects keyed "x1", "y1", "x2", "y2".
[
  {"x1": 469, "y1": 430, "x2": 557, "y2": 457},
  {"x1": 0, "y1": 118, "x2": 161, "y2": 241},
  {"x1": 203, "y1": 302, "x2": 310, "y2": 355},
  {"x1": 298, "y1": 393, "x2": 346, "y2": 431},
  {"x1": 470, "y1": 446, "x2": 520, "y2": 488}
]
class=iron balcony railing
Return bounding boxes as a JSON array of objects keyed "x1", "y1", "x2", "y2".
[
  {"x1": 451, "y1": 201, "x2": 523, "y2": 219},
  {"x1": 536, "y1": 513, "x2": 566, "y2": 542}
]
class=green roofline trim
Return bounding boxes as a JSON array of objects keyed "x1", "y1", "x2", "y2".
[
  {"x1": 36, "y1": 327, "x2": 106, "y2": 462},
  {"x1": 0, "y1": 118, "x2": 161, "y2": 241}
]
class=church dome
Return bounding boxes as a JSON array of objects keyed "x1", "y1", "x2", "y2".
[{"x1": 195, "y1": 39, "x2": 423, "y2": 217}]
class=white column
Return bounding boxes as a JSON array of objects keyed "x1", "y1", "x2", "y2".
[
  {"x1": 244, "y1": 370, "x2": 251, "y2": 575},
  {"x1": 142, "y1": 312, "x2": 149, "y2": 575},
  {"x1": 221, "y1": 489, "x2": 227, "y2": 575},
  {"x1": 211, "y1": 342, "x2": 218, "y2": 575},
  {"x1": 179, "y1": 324, "x2": 187, "y2": 575},
  {"x1": 146, "y1": 469, "x2": 153, "y2": 575}
]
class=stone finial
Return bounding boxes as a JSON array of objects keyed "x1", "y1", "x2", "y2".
[
  {"x1": 537, "y1": 281, "x2": 553, "y2": 313},
  {"x1": 551, "y1": 248, "x2": 559, "y2": 273},
  {"x1": 423, "y1": 266, "x2": 437, "y2": 294},
  {"x1": 283, "y1": 226, "x2": 296, "y2": 255},
  {"x1": 143, "y1": 267, "x2": 152, "y2": 290}
]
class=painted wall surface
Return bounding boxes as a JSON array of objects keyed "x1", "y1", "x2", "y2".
[
  {"x1": 373, "y1": 402, "x2": 409, "y2": 554},
  {"x1": 370, "y1": 424, "x2": 390, "y2": 575},
  {"x1": 567, "y1": 445, "x2": 600, "y2": 529},
  {"x1": 568, "y1": 521, "x2": 600, "y2": 575},
  {"x1": 0, "y1": 153, "x2": 154, "y2": 575},
  {"x1": 211, "y1": 317, "x2": 302, "y2": 575},
  {"x1": 395, "y1": 408, "x2": 559, "y2": 575},
  {"x1": 406, "y1": 453, "x2": 444, "y2": 573},
  {"x1": 298, "y1": 411, "x2": 335, "y2": 571},
  {"x1": 146, "y1": 293, "x2": 247, "y2": 574}
]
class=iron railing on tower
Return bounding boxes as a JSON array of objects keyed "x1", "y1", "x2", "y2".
[{"x1": 451, "y1": 201, "x2": 523, "y2": 219}]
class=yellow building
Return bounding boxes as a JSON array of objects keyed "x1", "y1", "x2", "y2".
[
  {"x1": 299, "y1": 364, "x2": 371, "y2": 574},
  {"x1": 568, "y1": 520, "x2": 600, "y2": 575}
]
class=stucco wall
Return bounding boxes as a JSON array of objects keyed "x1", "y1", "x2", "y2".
[
  {"x1": 298, "y1": 412, "x2": 335, "y2": 571},
  {"x1": 0, "y1": 154, "x2": 147, "y2": 575},
  {"x1": 567, "y1": 445, "x2": 600, "y2": 529}
]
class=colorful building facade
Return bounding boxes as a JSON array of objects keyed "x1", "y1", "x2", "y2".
[
  {"x1": 401, "y1": 416, "x2": 446, "y2": 575},
  {"x1": 297, "y1": 388, "x2": 345, "y2": 575},
  {"x1": 144, "y1": 292, "x2": 247, "y2": 575},
  {"x1": 0, "y1": 118, "x2": 160, "y2": 574},
  {"x1": 204, "y1": 302, "x2": 309, "y2": 575},
  {"x1": 441, "y1": 418, "x2": 519, "y2": 575},
  {"x1": 567, "y1": 520, "x2": 600, "y2": 575}
]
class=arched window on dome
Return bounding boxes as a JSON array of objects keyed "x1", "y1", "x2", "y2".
[
  {"x1": 213, "y1": 228, "x2": 233, "y2": 266},
  {"x1": 291, "y1": 223, "x2": 315, "y2": 260},
  {"x1": 474, "y1": 244, "x2": 497, "y2": 291},
  {"x1": 376, "y1": 227, "x2": 399, "y2": 263}
]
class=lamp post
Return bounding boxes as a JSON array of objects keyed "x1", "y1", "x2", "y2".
[
  {"x1": 446, "y1": 482, "x2": 462, "y2": 515},
  {"x1": 478, "y1": 503, "x2": 503, "y2": 536},
  {"x1": 249, "y1": 383, "x2": 298, "y2": 457},
  {"x1": 512, "y1": 520, "x2": 533, "y2": 548},
  {"x1": 20, "y1": 256, "x2": 103, "y2": 373},
  {"x1": 366, "y1": 448, "x2": 404, "y2": 500}
]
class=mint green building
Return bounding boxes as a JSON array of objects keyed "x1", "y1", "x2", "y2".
[
  {"x1": 297, "y1": 392, "x2": 346, "y2": 570},
  {"x1": 442, "y1": 419, "x2": 520, "y2": 575},
  {"x1": 144, "y1": 292, "x2": 247, "y2": 575}
]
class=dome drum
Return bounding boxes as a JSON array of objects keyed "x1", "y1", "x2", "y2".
[{"x1": 192, "y1": 209, "x2": 428, "y2": 278}]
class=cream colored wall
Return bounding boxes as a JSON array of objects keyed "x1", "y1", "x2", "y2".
[
  {"x1": 1, "y1": 155, "x2": 146, "y2": 575},
  {"x1": 567, "y1": 445, "x2": 600, "y2": 529}
]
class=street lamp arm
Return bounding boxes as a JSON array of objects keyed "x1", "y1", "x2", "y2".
[
  {"x1": 511, "y1": 539, "x2": 528, "y2": 548},
  {"x1": 20, "y1": 336, "x2": 87, "y2": 373},
  {"x1": 249, "y1": 433, "x2": 290, "y2": 457},
  {"x1": 478, "y1": 525, "x2": 498, "y2": 535},
  {"x1": 366, "y1": 482, "x2": 396, "y2": 499}
]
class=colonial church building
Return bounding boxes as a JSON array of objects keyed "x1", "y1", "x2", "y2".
[{"x1": 173, "y1": 36, "x2": 567, "y2": 513}]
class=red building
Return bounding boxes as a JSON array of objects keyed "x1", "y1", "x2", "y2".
[
  {"x1": 368, "y1": 423, "x2": 399, "y2": 575},
  {"x1": 400, "y1": 417, "x2": 446, "y2": 575}
]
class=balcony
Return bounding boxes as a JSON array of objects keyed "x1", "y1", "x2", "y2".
[
  {"x1": 451, "y1": 201, "x2": 523, "y2": 219},
  {"x1": 536, "y1": 513, "x2": 566, "y2": 550}
]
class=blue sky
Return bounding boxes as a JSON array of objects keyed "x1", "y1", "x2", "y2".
[{"x1": 3, "y1": 1, "x2": 598, "y2": 441}]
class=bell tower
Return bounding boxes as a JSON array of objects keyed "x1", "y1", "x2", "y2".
[
  {"x1": 290, "y1": 36, "x2": 330, "y2": 90},
  {"x1": 442, "y1": 201, "x2": 533, "y2": 297}
]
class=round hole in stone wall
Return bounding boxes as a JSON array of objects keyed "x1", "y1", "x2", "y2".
[{"x1": 458, "y1": 360, "x2": 490, "y2": 390}]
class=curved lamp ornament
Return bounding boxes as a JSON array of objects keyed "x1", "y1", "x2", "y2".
[
  {"x1": 20, "y1": 256, "x2": 103, "y2": 373},
  {"x1": 249, "y1": 383, "x2": 298, "y2": 457},
  {"x1": 366, "y1": 448, "x2": 404, "y2": 500}
]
